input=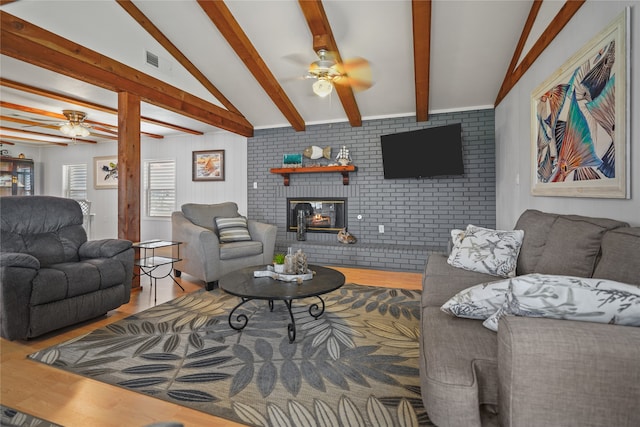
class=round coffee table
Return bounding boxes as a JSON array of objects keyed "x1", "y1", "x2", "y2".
[{"x1": 218, "y1": 265, "x2": 345, "y2": 342}]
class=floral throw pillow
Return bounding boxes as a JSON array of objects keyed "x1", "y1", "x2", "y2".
[
  {"x1": 483, "y1": 274, "x2": 640, "y2": 331},
  {"x1": 447, "y1": 225, "x2": 524, "y2": 278},
  {"x1": 441, "y1": 279, "x2": 512, "y2": 319}
]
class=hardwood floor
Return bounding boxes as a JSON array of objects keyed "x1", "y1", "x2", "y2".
[{"x1": 0, "y1": 266, "x2": 422, "y2": 427}]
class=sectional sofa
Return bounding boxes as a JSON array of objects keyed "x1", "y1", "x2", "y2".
[{"x1": 420, "y1": 209, "x2": 640, "y2": 426}]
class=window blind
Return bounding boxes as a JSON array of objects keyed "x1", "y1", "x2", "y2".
[
  {"x1": 63, "y1": 164, "x2": 88, "y2": 200},
  {"x1": 146, "y1": 160, "x2": 176, "y2": 217}
]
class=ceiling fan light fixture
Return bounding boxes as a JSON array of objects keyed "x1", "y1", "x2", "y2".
[
  {"x1": 59, "y1": 123, "x2": 73, "y2": 135},
  {"x1": 313, "y1": 78, "x2": 333, "y2": 97},
  {"x1": 76, "y1": 125, "x2": 90, "y2": 137},
  {"x1": 59, "y1": 110, "x2": 90, "y2": 137}
]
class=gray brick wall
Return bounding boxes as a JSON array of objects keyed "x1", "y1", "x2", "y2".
[{"x1": 248, "y1": 110, "x2": 495, "y2": 272}]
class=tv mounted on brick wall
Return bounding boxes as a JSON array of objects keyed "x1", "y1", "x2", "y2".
[{"x1": 381, "y1": 123, "x2": 464, "y2": 179}]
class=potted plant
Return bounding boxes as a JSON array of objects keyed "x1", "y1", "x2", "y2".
[{"x1": 273, "y1": 253, "x2": 286, "y2": 273}]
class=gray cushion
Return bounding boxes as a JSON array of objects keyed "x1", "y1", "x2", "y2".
[
  {"x1": 82, "y1": 258, "x2": 127, "y2": 288},
  {"x1": 514, "y1": 210, "x2": 558, "y2": 275},
  {"x1": 0, "y1": 195, "x2": 83, "y2": 235},
  {"x1": 535, "y1": 216, "x2": 622, "y2": 277},
  {"x1": 220, "y1": 241, "x2": 263, "y2": 260},
  {"x1": 514, "y1": 210, "x2": 628, "y2": 277},
  {"x1": 79, "y1": 239, "x2": 132, "y2": 258},
  {"x1": 181, "y1": 202, "x2": 239, "y2": 233},
  {"x1": 51, "y1": 262, "x2": 101, "y2": 297},
  {"x1": 30, "y1": 259, "x2": 127, "y2": 305},
  {"x1": 31, "y1": 268, "x2": 68, "y2": 305},
  {"x1": 1, "y1": 196, "x2": 86, "y2": 266},
  {"x1": 593, "y1": 227, "x2": 640, "y2": 286}
]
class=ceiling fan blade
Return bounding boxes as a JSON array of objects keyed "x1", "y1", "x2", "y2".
[
  {"x1": 7, "y1": 113, "x2": 60, "y2": 125},
  {"x1": 1, "y1": 115, "x2": 62, "y2": 129},
  {"x1": 334, "y1": 57, "x2": 373, "y2": 92},
  {"x1": 282, "y1": 52, "x2": 314, "y2": 67}
]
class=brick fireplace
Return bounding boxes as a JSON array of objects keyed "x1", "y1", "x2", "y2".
[{"x1": 247, "y1": 111, "x2": 497, "y2": 272}]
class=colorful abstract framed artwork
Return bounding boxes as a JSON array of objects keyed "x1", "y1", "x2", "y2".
[
  {"x1": 192, "y1": 150, "x2": 225, "y2": 181},
  {"x1": 531, "y1": 9, "x2": 629, "y2": 198},
  {"x1": 94, "y1": 156, "x2": 118, "y2": 189}
]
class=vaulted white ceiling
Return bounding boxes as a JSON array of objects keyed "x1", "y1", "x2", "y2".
[{"x1": 0, "y1": 0, "x2": 571, "y2": 147}]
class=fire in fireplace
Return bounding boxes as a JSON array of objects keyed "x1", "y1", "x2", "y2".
[{"x1": 287, "y1": 198, "x2": 347, "y2": 234}]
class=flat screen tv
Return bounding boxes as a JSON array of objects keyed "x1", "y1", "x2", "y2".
[{"x1": 381, "y1": 123, "x2": 464, "y2": 179}]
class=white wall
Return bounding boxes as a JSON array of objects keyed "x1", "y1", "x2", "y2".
[
  {"x1": 27, "y1": 131, "x2": 247, "y2": 241},
  {"x1": 495, "y1": 2, "x2": 639, "y2": 228}
]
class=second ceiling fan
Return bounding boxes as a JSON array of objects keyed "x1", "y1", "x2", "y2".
[{"x1": 59, "y1": 110, "x2": 92, "y2": 137}]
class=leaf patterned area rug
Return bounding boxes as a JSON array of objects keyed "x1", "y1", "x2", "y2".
[
  {"x1": 0, "y1": 405, "x2": 63, "y2": 427},
  {"x1": 29, "y1": 283, "x2": 431, "y2": 426}
]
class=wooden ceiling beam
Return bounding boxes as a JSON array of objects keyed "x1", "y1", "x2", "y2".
[
  {"x1": 412, "y1": 0, "x2": 431, "y2": 122},
  {"x1": 298, "y1": 0, "x2": 362, "y2": 127},
  {"x1": 494, "y1": 0, "x2": 542, "y2": 106},
  {"x1": 115, "y1": 0, "x2": 243, "y2": 117},
  {"x1": 197, "y1": 0, "x2": 305, "y2": 132},
  {"x1": 0, "y1": 11, "x2": 253, "y2": 137},
  {"x1": 0, "y1": 134, "x2": 68, "y2": 147},
  {"x1": 0, "y1": 101, "x2": 63, "y2": 121},
  {"x1": 494, "y1": 0, "x2": 585, "y2": 106},
  {"x1": 0, "y1": 78, "x2": 202, "y2": 135}
]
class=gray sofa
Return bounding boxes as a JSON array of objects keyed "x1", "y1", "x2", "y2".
[
  {"x1": 420, "y1": 209, "x2": 640, "y2": 426},
  {"x1": 171, "y1": 202, "x2": 277, "y2": 290},
  {"x1": 0, "y1": 196, "x2": 134, "y2": 340}
]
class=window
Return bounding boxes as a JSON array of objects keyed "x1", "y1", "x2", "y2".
[
  {"x1": 62, "y1": 164, "x2": 87, "y2": 200},
  {"x1": 145, "y1": 160, "x2": 176, "y2": 217}
]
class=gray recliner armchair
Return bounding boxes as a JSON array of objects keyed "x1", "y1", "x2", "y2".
[
  {"x1": 0, "y1": 196, "x2": 134, "y2": 340},
  {"x1": 171, "y1": 202, "x2": 277, "y2": 290}
]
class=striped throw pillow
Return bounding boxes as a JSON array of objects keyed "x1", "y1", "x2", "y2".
[{"x1": 215, "y1": 216, "x2": 252, "y2": 243}]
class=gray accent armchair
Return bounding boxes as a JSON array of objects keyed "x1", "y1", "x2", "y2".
[
  {"x1": 0, "y1": 196, "x2": 134, "y2": 340},
  {"x1": 171, "y1": 202, "x2": 276, "y2": 290}
]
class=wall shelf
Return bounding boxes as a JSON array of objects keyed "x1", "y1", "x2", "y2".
[{"x1": 270, "y1": 165, "x2": 356, "y2": 186}]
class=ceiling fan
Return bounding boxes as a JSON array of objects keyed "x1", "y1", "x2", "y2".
[
  {"x1": 5, "y1": 108, "x2": 93, "y2": 139},
  {"x1": 58, "y1": 110, "x2": 91, "y2": 137},
  {"x1": 305, "y1": 49, "x2": 372, "y2": 97}
]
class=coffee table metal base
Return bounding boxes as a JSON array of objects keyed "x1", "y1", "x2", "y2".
[
  {"x1": 219, "y1": 265, "x2": 344, "y2": 343},
  {"x1": 228, "y1": 296, "x2": 326, "y2": 342}
]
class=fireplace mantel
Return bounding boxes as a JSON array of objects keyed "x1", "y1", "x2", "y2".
[{"x1": 269, "y1": 165, "x2": 356, "y2": 186}]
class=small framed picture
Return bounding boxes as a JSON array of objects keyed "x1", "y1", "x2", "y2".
[
  {"x1": 94, "y1": 156, "x2": 118, "y2": 189},
  {"x1": 193, "y1": 150, "x2": 225, "y2": 181}
]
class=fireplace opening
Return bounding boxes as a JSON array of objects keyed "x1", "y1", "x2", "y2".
[{"x1": 287, "y1": 198, "x2": 347, "y2": 234}]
